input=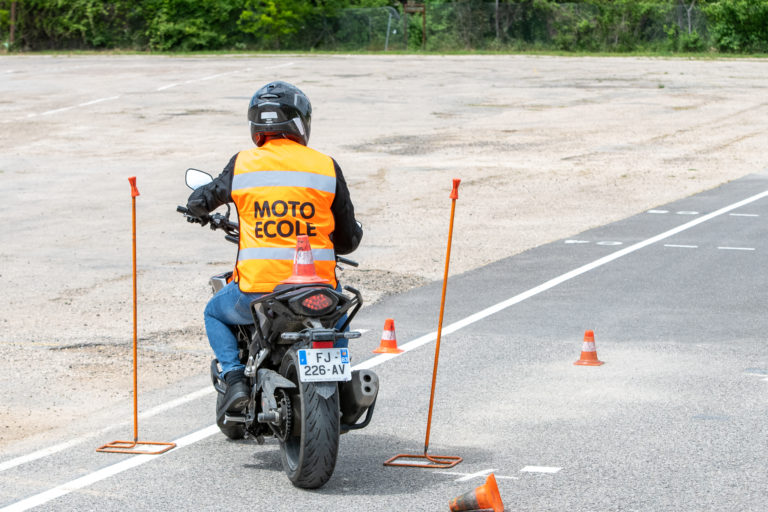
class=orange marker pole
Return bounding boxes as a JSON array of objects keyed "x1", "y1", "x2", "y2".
[
  {"x1": 423, "y1": 178, "x2": 460, "y2": 461},
  {"x1": 128, "y1": 176, "x2": 140, "y2": 445},
  {"x1": 383, "y1": 179, "x2": 462, "y2": 468},
  {"x1": 97, "y1": 178, "x2": 175, "y2": 454}
]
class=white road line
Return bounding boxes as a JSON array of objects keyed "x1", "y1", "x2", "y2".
[
  {"x1": 37, "y1": 96, "x2": 120, "y2": 117},
  {"x1": 265, "y1": 62, "x2": 295, "y2": 69},
  {"x1": 77, "y1": 95, "x2": 120, "y2": 107},
  {"x1": 729, "y1": 213, "x2": 758, "y2": 217},
  {"x1": 158, "y1": 71, "x2": 240, "y2": 91},
  {"x1": 564, "y1": 240, "x2": 590, "y2": 244},
  {"x1": 436, "y1": 469, "x2": 519, "y2": 482},
  {"x1": 647, "y1": 210, "x2": 669, "y2": 214},
  {"x1": 356, "y1": 189, "x2": 768, "y2": 370},
  {"x1": 40, "y1": 105, "x2": 77, "y2": 116},
  {"x1": 717, "y1": 246, "x2": 755, "y2": 251},
  {"x1": 4, "y1": 188, "x2": 768, "y2": 510},
  {"x1": 520, "y1": 466, "x2": 562, "y2": 474},
  {"x1": 664, "y1": 244, "x2": 698, "y2": 249},
  {"x1": 0, "y1": 387, "x2": 213, "y2": 474},
  {"x1": 676, "y1": 211, "x2": 699, "y2": 215},
  {"x1": 0, "y1": 426, "x2": 220, "y2": 512}
]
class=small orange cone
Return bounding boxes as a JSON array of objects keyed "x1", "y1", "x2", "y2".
[
  {"x1": 449, "y1": 473, "x2": 504, "y2": 512},
  {"x1": 282, "y1": 235, "x2": 329, "y2": 284},
  {"x1": 373, "y1": 318, "x2": 403, "y2": 354},
  {"x1": 574, "y1": 329, "x2": 604, "y2": 366}
]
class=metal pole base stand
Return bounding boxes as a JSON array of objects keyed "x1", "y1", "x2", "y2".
[
  {"x1": 96, "y1": 440, "x2": 176, "y2": 455},
  {"x1": 384, "y1": 453, "x2": 462, "y2": 469}
]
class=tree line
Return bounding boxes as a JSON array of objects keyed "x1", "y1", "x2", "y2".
[{"x1": 1, "y1": 0, "x2": 767, "y2": 53}]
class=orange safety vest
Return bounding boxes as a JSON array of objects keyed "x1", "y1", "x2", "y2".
[{"x1": 231, "y1": 139, "x2": 337, "y2": 292}]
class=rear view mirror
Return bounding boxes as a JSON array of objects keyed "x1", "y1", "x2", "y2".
[{"x1": 185, "y1": 168, "x2": 213, "y2": 190}]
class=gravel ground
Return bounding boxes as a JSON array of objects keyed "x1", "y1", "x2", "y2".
[{"x1": 0, "y1": 54, "x2": 766, "y2": 452}]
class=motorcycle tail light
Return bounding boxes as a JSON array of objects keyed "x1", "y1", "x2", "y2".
[
  {"x1": 302, "y1": 293, "x2": 333, "y2": 311},
  {"x1": 288, "y1": 288, "x2": 338, "y2": 316}
]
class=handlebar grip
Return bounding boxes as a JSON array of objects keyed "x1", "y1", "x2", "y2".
[
  {"x1": 336, "y1": 255, "x2": 359, "y2": 267},
  {"x1": 176, "y1": 205, "x2": 189, "y2": 214}
]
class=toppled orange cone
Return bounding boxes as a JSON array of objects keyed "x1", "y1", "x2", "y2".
[
  {"x1": 574, "y1": 329, "x2": 604, "y2": 366},
  {"x1": 282, "y1": 234, "x2": 329, "y2": 284},
  {"x1": 373, "y1": 318, "x2": 403, "y2": 354},
  {"x1": 449, "y1": 473, "x2": 504, "y2": 512}
]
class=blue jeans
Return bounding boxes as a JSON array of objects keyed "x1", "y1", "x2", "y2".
[{"x1": 204, "y1": 281, "x2": 349, "y2": 377}]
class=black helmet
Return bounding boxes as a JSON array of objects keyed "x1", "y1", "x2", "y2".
[{"x1": 247, "y1": 81, "x2": 312, "y2": 146}]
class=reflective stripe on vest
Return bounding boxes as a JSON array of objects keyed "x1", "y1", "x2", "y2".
[
  {"x1": 231, "y1": 139, "x2": 337, "y2": 292},
  {"x1": 232, "y1": 171, "x2": 336, "y2": 194},
  {"x1": 238, "y1": 247, "x2": 336, "y2": 261}
]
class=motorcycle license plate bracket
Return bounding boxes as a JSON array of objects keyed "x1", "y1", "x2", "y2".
[{"x1": 297, "y1": 348, "x2": 351, "y2": 383}]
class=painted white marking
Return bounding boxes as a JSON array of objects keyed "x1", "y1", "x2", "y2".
[
  {"x1": 0, "y1": 386, "x2": 213, "y2": 474},
  {"x1": 729, "y1": 213, "x2": 759, "y2": 217},
  {"x1": 38, "y1": 96, "x2": 120, "y2": 116},
  {"x1": 5, "y1": 189, "x2": 768, "y2": 509},
  {"x1": 664, "y1": 244, "x2": 698, "y2": 249},
  {"x1": 265, "y1": 62, "x2": 295, "y2": 70},
  {"x1": 355, "y1": 189, "x2": 768, "y2": 370},
  {"x1": 0, "y1": 425, "x2": 220, "y2": 512},
  {"x1": 456, "y1": 469, "x2": 495, "y2": 482},
  {"x1": 564, "y1": 240, "x2": 589, "y2": 244},
  {"x1": 717, "y1": 246, "x2": 755, "y2": 251},
  {"x1": 521, "y1": 466, "x2": 562, "y2": 474},
  {"x1": 436, "y1": 469, "x2": 519, "y2": 482},
  {"x1": 77, "y1": 95, "x2": 120, "y2": 107},
  {"x1": 158, "y1": 71, "x2": 238, "y2": 91},
  {"x1": 596, "y1": 241, "x2": 622, "y2": 246},
  {"x1": 647, "y1": 209, "x2": 669, "y2": 214},
  {"x1": 676, "y1": 211, "x2": 699, "y2": 215},
  {"x1": 41, "y1": 105, "x2": 77, "y2": 116}
]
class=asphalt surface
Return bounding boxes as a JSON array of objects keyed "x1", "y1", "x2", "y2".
[{"x1": 1, "y1": 173, "x2": 766, "y2": 511}]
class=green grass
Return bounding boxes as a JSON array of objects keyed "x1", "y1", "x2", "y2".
[{"x1": 4, "y1": 47, "x2": 768, "y2": 60}]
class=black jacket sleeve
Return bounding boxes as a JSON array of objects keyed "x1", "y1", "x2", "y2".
[
  {"x1": 185, "y1": 154, "x2": 237, "y2": 217},
  {"x1": 330, "y1": 159, "x2": 363, "y2": 255}
]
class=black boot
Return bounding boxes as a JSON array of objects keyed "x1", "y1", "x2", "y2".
[{"x1": 217, "y1": 369, "x2": 249, "y2": 422}]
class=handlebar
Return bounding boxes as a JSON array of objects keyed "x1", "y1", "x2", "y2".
[{"x1": 177, "y1": 205, "x2": 239, "y2": 235}]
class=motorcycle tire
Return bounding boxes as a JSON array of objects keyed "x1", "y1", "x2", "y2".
[
  {"x1": 215, "y1": 392, "x2": 246, "y2": 440},
  {"x1": 279, "y1": 347, "x2": 340, "y2": 489}
]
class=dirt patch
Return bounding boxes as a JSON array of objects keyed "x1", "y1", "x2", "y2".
[{"x1": 1, "y1": 54, "x2": 766, "y2": 452}]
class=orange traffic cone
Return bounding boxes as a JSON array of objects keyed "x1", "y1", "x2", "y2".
[
  {"x1": 373, "y1": 318, "x2": 403, "y2": 354},
  {"x1": 282, "y1": 235, "x2": 329, "y2": 284},
  {"x1": 449, "y1": 473, "x2": 505, "y2": 512},
  {"x1": 574, "y1": 329, "x2": 604, "y2": 366}
]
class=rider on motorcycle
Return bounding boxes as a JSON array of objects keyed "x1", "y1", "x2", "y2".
[{"x1": 185, "y1": 81, "x2": 363, "y2": 424}]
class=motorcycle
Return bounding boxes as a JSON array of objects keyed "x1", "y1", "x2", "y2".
[{"x1": 178, "y1": 168, "x2": 378, "y2": 489}]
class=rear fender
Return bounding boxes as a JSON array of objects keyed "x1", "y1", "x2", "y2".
[{"x1": 257, "y1": 368, "x2": 297, "y2": 411}]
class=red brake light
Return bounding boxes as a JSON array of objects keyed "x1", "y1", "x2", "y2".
[{"x1": 301, "y1": 293, "x2": 333, "y2": 311}]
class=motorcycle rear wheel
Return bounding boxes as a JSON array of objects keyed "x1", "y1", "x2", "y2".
[{"x1": 279, "y1": 348, "x2": 340, "y2": 489}]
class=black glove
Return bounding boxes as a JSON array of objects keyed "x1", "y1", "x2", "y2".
[
  {"x1": 186, "y1": 197, "x2": 209, "y2": 226},
  {"x1": 186, "y1": 197, "x2": 207, "y2": 216}
]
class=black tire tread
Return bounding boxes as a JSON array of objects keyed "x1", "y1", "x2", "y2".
[
  {"x1": 280, "y1": 349, "x2": 340, "y2": 489},
  {"x1": 216, "y1": 392, "x2": 246, "y2": 440}
]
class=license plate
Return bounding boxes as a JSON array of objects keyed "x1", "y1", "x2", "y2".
[{"x1": 297, "y1": 348, "x2": 351, "y2": 382}]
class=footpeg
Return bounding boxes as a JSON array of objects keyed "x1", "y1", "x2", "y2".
[{"x1": 223, "y1": 414, "x2": 246, "y2": 424}]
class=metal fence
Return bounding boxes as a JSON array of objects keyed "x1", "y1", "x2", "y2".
[{"x1": 315, "y1": 3, "x2": 710, "y2": 52}]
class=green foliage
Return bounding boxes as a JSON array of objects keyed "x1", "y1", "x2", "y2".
[
  {"x1": 704, "y1": 0, "x2": 768, "y2": 52},
  {"x1": 142, "y1": 0, "x2": 248, "y2": 51},
  {"x1": 5, "y1": 0, "x2": 768, "y2": 53}
]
